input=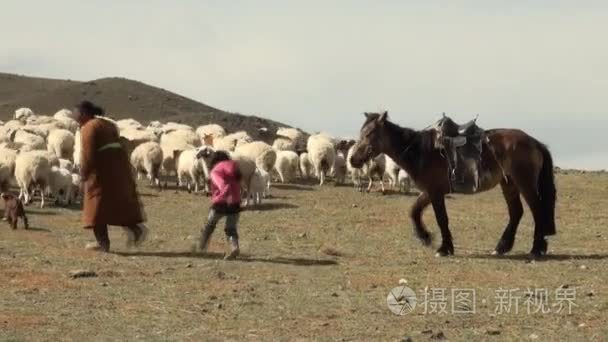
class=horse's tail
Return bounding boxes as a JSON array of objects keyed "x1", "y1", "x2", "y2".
[{"x1": 537, "y1": 142, "x2": 557, "y2": 236}]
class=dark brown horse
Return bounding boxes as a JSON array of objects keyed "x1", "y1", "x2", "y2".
[{"x1": 349, "y1": 111, "x2": 556, "y2": 257}]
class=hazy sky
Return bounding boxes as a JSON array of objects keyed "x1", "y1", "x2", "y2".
[{"x1": 2, "y1": 1, "x2": 607, "y2": 169}]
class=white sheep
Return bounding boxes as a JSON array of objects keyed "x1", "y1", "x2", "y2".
[
  {"x1": 398, "y1": 169, "x2": 411, "y2": 193},
  {"x1": 366, "y1": 154, "x2": 387, "y2": 193},
  {"x1": 196, "y1": 146, "x2": 259, "y2": 206},
  {"x1": 273, "y1": 127, "x2": 306, "y2": 151},
  {"x1": 48, "y1": 166, "x2": 73, "y2": 206},
  {"x1": 0, "y1": 147, "x2": 17, "y2": 191},
  {"x1": 53, "y1": 109, "x2": 73, "y2": 120},
  {"x1": 333, "y1": 151, "x2": 347, "y2": 185},
  {"x1": 25, "y1": 115, "x2": 54, "y2": 125},
  {"x1": 3, "y1": 120, "x2": 25, "y2": 131},
  {"x1": 130, "y1": 142, "x2": 163, "y2": 188},
  {"x1": 116, "y1": 119, "x2": 144, "y2": 131},
  {"x1": 162, "y1": 122, "x2": 194, "y2": 133},
  {"x1": 14, "y1": 150, "x2": 52, "y2": 207},
  {"x1": 53, "y1": 110, "x2": 79, "y2": 133},
  {"x1": 147, "y1": 121, "x2": 163, "y2": 129},
  {"x1": 346, "y1": 145, "x2": 365, "y2": 191},
  {"x1": 73, "y1": 129, "x2": 81, "y2": 171},
  {"x1": 174, "y1": 148, "x2": 208, "y2": 193},
  {"x1": 230, "y1": 131, "x2": 252, "y2": 141},
  {"x1": 9, "y1": 129, "x2": 46, "y2": 151},
  {"x1": 70, "y1": 173, "x2": 82, "y2": 204},
  {"x1": 299, "y1": 152, "x2": 313, "y2": 179},
  {"x1": 47, "y1": 129, "x2": 75, "y2": 160},
  {"x1": 120, "y1": 128, "x2": 161, "y2": 157},
  {"x1": 212, "y1": 131, "x2": 253, "y2": 151},
  {"x1": 385, "y1": 155, "x2": 400, "y2": 190},
  {"x1": 14, "y1": 108, "x2": 35, "y2": 121},
  {"x1": 59, "y1": 159, "x2": 74, "y2": 172},
  {"x1": 246, "y1": 167, "x2": 270, "y2": 206},
  {"x1": 0, "y1": 126, "x2": 14, "y2": 144},
  {"x1": 272, "y1": 138, "x2": 295, "y2": 152},
  {"x1": 196, "y1": 124, "x2": 226, "y2": 145},
  {"x1": 346, "y1": 145, "x2": 386, "y2": 192},
  {"x1": 228, "y1": 152, "x2": 257, "y2": 203},
  {"x1": 24, "y1": 117, "x2": 70, "y2": 139},
  {"x1": 0, "y1": 142, "x2": 22, "y2": 151},
  {"x1": 306, "y1": 134, "x2": 336, "y2": 186},
  {"x1": 159, "y1": 130, "x2": 200, "y2": 183},
  {"x1": 20, "y1": 122, "x2": 64, "y2": 140},
  {"x1": 235, "y1": 141, "x2": 277, "y2": 173},
  {"x1": 120, "y1": 128, "x2": 160, "y2": 144},
  {"x1": 162, "y1": 129, "x2": 200, "y2": 147},
  {"x1": 274, "y1": 150, "x2": 299, "y2": 183}
]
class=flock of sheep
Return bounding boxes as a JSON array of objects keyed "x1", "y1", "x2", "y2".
[{"x1": 0, "y1": 107, "x2": 412, "y2": 211}]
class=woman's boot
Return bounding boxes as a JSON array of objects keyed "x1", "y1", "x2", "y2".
[{"x1": 224, "y1": 236, "x2": 240, "y2": 260}]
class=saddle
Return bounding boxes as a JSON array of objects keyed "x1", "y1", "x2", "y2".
[{"x1": 432, "y1": 113, "x2": 488, "y2": 193}]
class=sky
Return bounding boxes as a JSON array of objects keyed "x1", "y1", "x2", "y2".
[{"x1": 1, "y1": 1, "x2": 607, "y2": 170}]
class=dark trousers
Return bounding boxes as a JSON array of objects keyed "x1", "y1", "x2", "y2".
[
  {"x1": 202, "y1": 209, "x2": 240, "y2": 241},
  {"x1": 93, "y1": 224, "x2": 142, "y2": 249}
]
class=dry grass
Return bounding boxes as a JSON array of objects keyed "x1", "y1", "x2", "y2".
[{"x1": 1, "y1": 173, "x2": 607, "y2": 341}]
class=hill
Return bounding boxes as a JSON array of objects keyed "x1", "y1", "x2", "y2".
[{"x1": 0, "y1": 72, "x2": 294, "y2": 141}]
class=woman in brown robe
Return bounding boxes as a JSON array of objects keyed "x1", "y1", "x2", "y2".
[{"x1": 74, "y1": 101, "x2": 148, "y2": 252}]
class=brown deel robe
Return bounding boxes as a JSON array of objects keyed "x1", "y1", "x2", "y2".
[{"x1": 80, "y1": 118, "x2": 145, "y2": 228}]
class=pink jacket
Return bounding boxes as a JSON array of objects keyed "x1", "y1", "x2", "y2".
[{"x1": 210, "y1": 160, "x2": 241, "y2": 205}]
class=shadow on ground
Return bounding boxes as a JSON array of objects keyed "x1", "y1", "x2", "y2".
[{"x1": 115, "y1": 251, "x2": 338, "y2": 266}]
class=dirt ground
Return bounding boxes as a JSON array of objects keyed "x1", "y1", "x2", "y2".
[{"x1": 1, "y1": 172, "x2": 607, "y2": 341}]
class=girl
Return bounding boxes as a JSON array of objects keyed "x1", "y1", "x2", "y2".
[{"x1": 199, "y1": 150, "x2": 242, "y2": 260}]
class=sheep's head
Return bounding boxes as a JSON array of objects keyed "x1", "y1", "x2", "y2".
[
  {"x1": 202, "y1": 133, "x2": 214, "y2": 147},
  {"x1": 335, "y1": 139, "x2": 356, "y2": 155},
  {"x1": 195, "y1": 146, "x2": 215, "y2": 160},
  {"x1": 14, "y1": 108, "x2": 34, "y2": 122}
]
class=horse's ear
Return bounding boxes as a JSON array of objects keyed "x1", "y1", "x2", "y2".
[
  {"x1": 363, "y1": 112, "x2": 370, "y2": 118},
  {"x1": 378, "y1": 111, "x2": 388, "y2": 123}
]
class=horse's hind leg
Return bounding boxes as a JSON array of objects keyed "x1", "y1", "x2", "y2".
[
  {"x1": 430, "y1": 195, "x2": 454, "y2": 256},
  {"x1": 410, "y1": 192, "x2": 432, "y2": 246},
  {"x1": 511, "y1": 170, "x2": 547, "y2": 257},
  {"x1": 494, "y1": 178, "x2": 524, "y2": 255}
]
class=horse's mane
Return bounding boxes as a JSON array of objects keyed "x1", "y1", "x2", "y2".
[
  {"x1": 363, "y1": 113, "x2": 434, "y2": 153},
  {"x1": 363, "y1": 114, "x2": 436, "y2": 176},
  {"x1": 384, "y1": 120, "x2": 434, "y2": 157}
]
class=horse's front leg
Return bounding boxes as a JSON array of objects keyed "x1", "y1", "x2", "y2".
[
  {"x1": 430, "y1": 194, "x2": 454, "y2": 256},
  {"x1": 494, "y1": 179, "x2": 523, "y2": 255},
  {"x1": 410, "y1": 192, "x2": 432, "y2": 246}
]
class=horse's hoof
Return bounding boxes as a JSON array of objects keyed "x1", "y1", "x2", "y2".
[
  {"x1": 435, "y1": 250, "x2": 453, "y2": 257},
  {"x1": 528, "y1": 251, "x2": 544, "y2": 260},
  {"x1": 416, "y1": 231, "x2": 432, "y2": 246},
  {"x1": 529, "y1": 239, "x2": 548, "y2": 257},
  {"x1": 436, "y1": 244, "x2": 454, "y2": 257},
  {"x1": 529, "y1": 249, "x2": 547, "y2": 259},
  {"x1": 494, "y1": 239, "x2": 514, "y2": 256}
]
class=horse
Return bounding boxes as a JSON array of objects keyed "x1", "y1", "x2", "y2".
[{"x1": 349, "y1": 111, "x2": 556, "y2": 258}]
